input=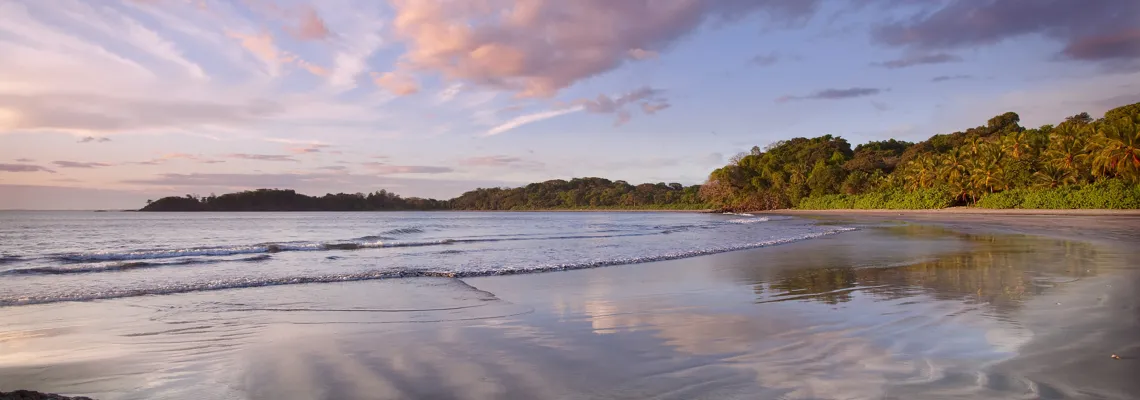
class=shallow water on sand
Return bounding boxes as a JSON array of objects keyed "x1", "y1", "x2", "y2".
[
  {"x1": 0, "y1": 211, "x2": 848, "y2": 306},
  {"x1": 1, "y1": 217, "x2": 1138, "y2": 399}
]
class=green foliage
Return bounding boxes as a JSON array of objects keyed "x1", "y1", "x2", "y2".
[
  {"x1": 702, "y1": 135, "x2": 854, "y2": 211},
  {"x1": 143, "y1": 179, "x2": 709, "y2": 211},
  {"x1": 445, "y1": 177, "x2": 706, "y2": 210},
  {"x1": 703, "y1": 101, "x2": 1140, "y2": 210},
  {"x1": 976, "y1": 179, "x2": 1140, "y2": 209},
  {"x1": 797, "y1": 188, "x2": 954, "y2": 210},
  {"x1": 142, "y1": 189, "x2": 448, "y2": 211}
]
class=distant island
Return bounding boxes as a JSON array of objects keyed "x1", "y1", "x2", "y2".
[{"x1": 142, "y1": 101, "x2": 1140, "y2": 212}]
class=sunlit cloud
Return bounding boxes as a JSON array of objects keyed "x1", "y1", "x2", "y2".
[
  {"x1": 52, "y1": 161, "x2": 114, "y2": 169},
  {"x1": 227, "y1": 154, "x2": 300, "y2": 162},
  {"x1": 0, "y1": 163, "x2": 55, "y2": 173},
  {"x1": 484, "y1": 107, "x2": 583, "y2": 136}
]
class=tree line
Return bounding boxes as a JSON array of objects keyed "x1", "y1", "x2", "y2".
[
  {"x1": 142, "y1": 101, "x2": 1139, "y2": 212},
  {"x1": 142, "y1": 189, "x2": 450, "y2": 211},
  {"x1": 702, "y1": 101, "x2": 1140, "y2": 210},
  {"x1": 140, "y1": 178, "x2": 707, "y2": 211}
]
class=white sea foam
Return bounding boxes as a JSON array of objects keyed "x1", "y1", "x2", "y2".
[
  {"x1": 54, "y1": 240, "x2": 459, "y2": 262},
  {"x1": 726, "y1": 217, "x2": 770, "y2": 224},
  {"x1": 1, "y1": 227, "x2": 855, "y2": 306}
]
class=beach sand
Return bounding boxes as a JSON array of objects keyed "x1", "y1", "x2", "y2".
[{"x1": 2, "y1": 214, "x2": 1137, "y2": 399}]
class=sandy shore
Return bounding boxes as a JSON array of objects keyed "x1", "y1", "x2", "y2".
[
  {"x1": 772, "y1": 207, "x2": 1140, "y2": 216},
  {"x1": 2, "y1": 214, "x2": 1137, "y2": 399}
]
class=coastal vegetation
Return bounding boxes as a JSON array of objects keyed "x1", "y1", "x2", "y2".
[
  {"x1": 142, "y1": 102, "x2": 1139, "y2": 211},
  {"x1": 702, "y1": 102, "x2": 1140, "y2": 210},
  {"x1": 448, "y1": 177, "x2": 705, "y2": 210},
  {"x1": 140, "y1": 178, "x2": 707, "y2": 211},
  {"x1": 142, "y1": 189, "x2": 449, "y2": 211}
]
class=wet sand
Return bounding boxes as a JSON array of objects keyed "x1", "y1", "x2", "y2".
[{"x1": 2, "y1": 215, "x2": 1138, "y2": 399}]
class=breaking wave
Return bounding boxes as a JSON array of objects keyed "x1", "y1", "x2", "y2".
[
  {"x1": 0, "y1": 227, "x2": 855, "y2": 307},
  {"x1": 5, "y1": 255, "x2": 272, "y2": 275},
  {"x1": 726, "y1": 217, "x2": 770, "y2": 224},
  {"x1": 382, "y1": 227, "x2": 424, "y2": 235},
  {"x1": 48, "y1": 230, "x2": 686, "y2": 265},
  {"x1": 53, "y1": 240, "x2": 458, "y2": 263}
]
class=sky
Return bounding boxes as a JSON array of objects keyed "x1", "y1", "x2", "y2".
[{"x1": 1, "y1": 0, "x2": 1138, "y2": 209}]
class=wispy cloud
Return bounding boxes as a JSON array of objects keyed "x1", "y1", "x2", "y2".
[
  {"x1": 873, "y1": 53, "x2": 961, "y2": 68},
  {"x1": 78, "y1": 136, "x2": 112, "y2": 143},
  {"x1": 577, "y1": 86, "x2": 670, "y2": 125},
  {"x1": 872, "y1": 0, "x2": 1138, "y2": 70},
  {"x1": 1, "y1": 163, "x2": 55, "y2": 173},
  {"x1": 291, "y1": 6, "x2": 331, "y2": 40},
  {"x1": 227, "y1": 153, "x2": 300, "y2": 162},
  {"x1": 372, "y1": 71, "x2": 419, "y2": 95},
  {"x1": 931, "y1": 75, "x2": 973, "y2": 82},
  {"x1": 777, "y1": 87, "x2": 885, "y2": 102},
  {"x1": 750, "y1": 52, "x2": 781, "y2": 67},
  {"x1": 361, "y1": 162, "x2": 454, "y2": 174},
  {"x1": 53, "y1": 161, "x2": 113, "y2": 169},
  {"x1": 628, "y1": 48, "x2": 659, "y2": 60},
  {"x1": 460, "y1": 155, "x2": 545, "y2": 169},
  {"x1": 484, "y1": 107, "x2": 584, "y2": 136},
  {"x1": 286, "y1": 143, "x2": 331, "y2": 154},
  {"x1": 134, "y1": 153, "x2": 223, "y2": 165}
]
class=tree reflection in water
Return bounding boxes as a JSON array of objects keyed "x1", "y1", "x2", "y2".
[{"x1": 748, "y1": 225, "x2": 1108, "y2": 312}]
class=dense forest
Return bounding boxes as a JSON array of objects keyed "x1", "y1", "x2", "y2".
[
  {"x1": 449, "y1": 177, "x2": 704, "y2": 210},
  {"x1": 142, "y1": 101, "x2": 1140, "y2": 212},
  {"x1": 142, "y1": 189, "x2": 450, "y2": 211},
  {"x1": 140, "y1": 178, "x2": 706, "y2": 211},
  {"x1": 702, "y1": 101, "x2": 1140, "y2": 210}
]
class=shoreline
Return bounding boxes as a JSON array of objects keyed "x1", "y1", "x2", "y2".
[
  {"x1": 3, "y1": 214, "x2": 1139, "y2": 399},
  {"x1": 764, "y1": 207, "x2": 1140, "y2": 216}
]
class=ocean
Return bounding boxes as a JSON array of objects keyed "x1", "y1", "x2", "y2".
[
  {"x1": 0, "y1": 211, "x2": 851, "y2": 307},
  {"x1": 3, "y1": 211, "x2": 1139, "y2": 399}
]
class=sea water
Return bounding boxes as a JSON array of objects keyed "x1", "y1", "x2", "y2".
[{"x1": 0, "y1": 211, "x2": 851, "y2": 307}]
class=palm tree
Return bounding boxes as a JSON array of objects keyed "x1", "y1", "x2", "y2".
[
  {"x1": 938, "y1": 148, "x2": 968, "y2": 182},
  {"x1": 1044, "y1": 124, "x2": 1091, "y2": 181},
  {"x1": 965, "y1": 136, "x2": 984, "y2": 155},
  {"x1": 1089, "y1": 116, "x2": 1140, "y2": 183},
  {"x1": 903, "y1": 155, "x2": 937, "y2": 190},
  {"x1": 1002, "y1": 130, "x2": 1029, "y2": 160},
  {"x1": 937, "y1": 148, "x2": 971, "y2": 201},
  {"x1": 970, "y1": 144, "x2": 1007, "y2": 194},
  {"x1": 1032, "y1": 164, "x2": 1077, "y2": 189}
]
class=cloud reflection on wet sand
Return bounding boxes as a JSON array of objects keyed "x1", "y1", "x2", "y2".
[{"x1": 2, "y1": 223, "x2": 1138, "y2": 399}]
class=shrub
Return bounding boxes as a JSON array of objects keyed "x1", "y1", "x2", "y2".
[
  {"x1": 977, "y1": 179, "x2": 1140, "y2": 209},
  {"x1": 796, "y1": 188, "x2": 953, "y2": 210}
]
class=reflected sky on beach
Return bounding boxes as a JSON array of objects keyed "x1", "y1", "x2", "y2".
[{"x1": 2, "y1": 223, "x2": 1138, "y2": 399}]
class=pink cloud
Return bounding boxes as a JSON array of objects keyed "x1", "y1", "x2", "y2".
[
  {"x1": 361, "y1": 162, "x2": 452, "y2": 174},
  {"x1": 628, "y1": 48, "x2": 658, "y2": 60},
  {"x1": 576, "y1": 86, "x2": 670, "y2": 125},
  {"x1": 292, "y1": 6, "x2": 331, "y2": 40},
  {"x1": 460, "y1": 155, "x2": 545, "y2": 169},
  {"x1": 227, "y1": 30, "x2": 328, "y2": 77},
  {"x1": 288, "y1": 143, "x2": 331, "y2": 154},
  {"x1": 389, "y1": 0, "x2": 818, "y2": 97},
  {"x1": 53, "y1": 161, "x2": 114, "y2": 169},
  {"x1": 227, "y1": 153, "x2": 299, "y2": 162},
  {"x1": 371, "y1": 72, "x2": 419, "y2": 95},
  {"x1": 134, "y1": 153, "x2": 223, "y2": 165},
  {"x1": 1, "y1": 163, "x2": 55, "y2": 173}
]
